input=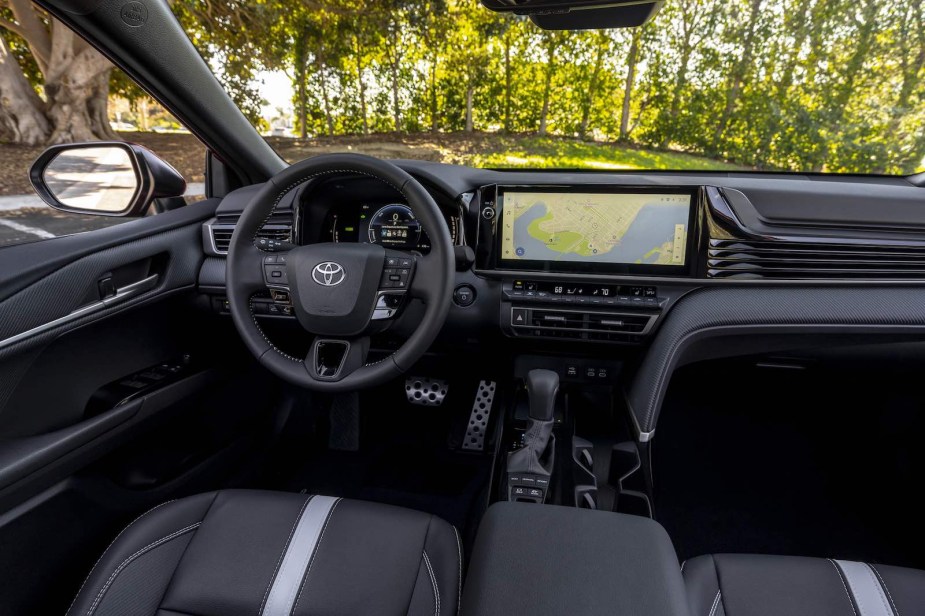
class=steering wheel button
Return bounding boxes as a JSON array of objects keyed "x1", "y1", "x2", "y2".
[
  {"x1": 271, "y1": 271, "x2": 282, "y2": 278},
  {"x1": 389, "y1": 274, "x2": 401, "y2": 281},
  {"x1": 399, "y1": 258, "x2": 413, "y2": 267},
  {"x1": 264, "y1": 255, "x2": 278, "y2": 264},
  {"x1": 386, "y1": 257, "x2": 399, "y2": 266}
]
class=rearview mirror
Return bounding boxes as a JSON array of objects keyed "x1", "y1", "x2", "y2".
[
  {"x1": 29, "y1": 142, "x2": 186, "y2": 217},
  {"x1": 481, "y1": 0, "x2": 663, "y2": 29}
]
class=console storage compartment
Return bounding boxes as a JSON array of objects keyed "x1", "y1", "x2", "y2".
[{"x1": 463, "y1": 502, "x2": 689, "y2": 616}]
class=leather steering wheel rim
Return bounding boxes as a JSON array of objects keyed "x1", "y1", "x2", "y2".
[{"x1": 226, "y1": 153, "x2": 455, "y2": 392}]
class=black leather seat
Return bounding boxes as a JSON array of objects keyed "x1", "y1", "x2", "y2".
[
  {"x1": 684, "y1": 553, "x2": 925, "y2": 616},
  {"x1": 67, "y1": 490, "x2": 461, "y2": 616}
]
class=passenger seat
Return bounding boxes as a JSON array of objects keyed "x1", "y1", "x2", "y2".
[{"x1": 683, "y1": 553, "x2": 925, "y2": 616}]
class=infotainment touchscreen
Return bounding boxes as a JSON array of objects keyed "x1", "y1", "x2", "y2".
[{"x1": 498, "y1": 189, "x2": 692, "y2": 269}]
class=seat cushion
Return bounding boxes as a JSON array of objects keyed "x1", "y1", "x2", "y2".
[
  {"x1": 683, "y1": 554, "x2": 925, "y2": 616},
  {"x1": 67, "y1": 490, "x2": 461, "y2": 616}
]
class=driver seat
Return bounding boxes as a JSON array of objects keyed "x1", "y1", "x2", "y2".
[{"x1": 67, "y1": 490, "x2": 461, "y2": 616}]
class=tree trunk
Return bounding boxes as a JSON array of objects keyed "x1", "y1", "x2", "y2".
[
  {"x1": 318, "y1": 61, "x2": 334, "y2": 137},
  {"x1": 465, "y1": 85, "x2": 474, "y2": 133},
  {"x1": 660, "y1": 45, "x2": 692, "y2": 148},
  {"x1": 44, "y1": 37, "x2": 116, "y2": 143},
  {"x1": 390, "y1": 60, "x2": 401, "y2": 132},
  {"x1": 503, "y1": 33, "x2": 512, "y2": 133},
  {"x1": 296, "y1": 62, "x2": 307, "y2": 139},
  {"x1": 713, "y1": 0, "x2": 763, "y2": 149},
  {"x1": 538, "y1": 37, "x2": 557, "y2": 136},
  {"x1": 620, "y1": 29, "x2": 641, "y2": 141},
  {"x1": 354, "y1": 37, "x2": 369, "y2": 135},
  {"x1": 429, "y1": 54, "x2": 438, "y2": 133},
  {"x1": 88, "y1": 70, "x2": 118, "y2": 140},
  {"x1": 139, "y1": 98, "x2": 150, "y2": 131},
  {"x1": 0, "y1": 33, "x2": 50, "y2": 144},
  {"x1": 579, "y1": 35, "x2": 606, "y2": 140}
]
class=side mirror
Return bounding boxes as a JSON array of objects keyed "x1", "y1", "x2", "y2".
[{"x1": 29, "y1": 142, "x2": 187, "y2": 217}]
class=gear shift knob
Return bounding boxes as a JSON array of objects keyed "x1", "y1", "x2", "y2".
[{"x1": 525, "y1": 369, "x2": 559, "y2": 422}]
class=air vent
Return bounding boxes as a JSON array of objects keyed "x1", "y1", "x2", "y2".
[
  {"x1": 511, "y1": 307, "x2": 656, "y2": 341},
  {"x1": 708, "y1": 239, "x2": 925, "y2": 280},
  {"x1": 209, "y1": 214, "x2": 293, "y2": 255}
]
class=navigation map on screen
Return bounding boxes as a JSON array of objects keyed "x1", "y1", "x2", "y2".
[{"x1": 499, "y1": 191, "x2": 690, "y2": 266}]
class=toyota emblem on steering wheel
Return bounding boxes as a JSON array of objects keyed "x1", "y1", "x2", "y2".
[{"x1": 312, "y1": 262, "x2": 346, "y2": 287}]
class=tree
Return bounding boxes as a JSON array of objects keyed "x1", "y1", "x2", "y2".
[
  {"x1": 619, "y1": 27, "x2": 642, "y2": 140},
  {"x1": 0, "y1": 1, "x2": 117, "y2": 145}
]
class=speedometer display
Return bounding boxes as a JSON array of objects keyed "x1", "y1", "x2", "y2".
[
  {"x1": 329, "y1": 200, "x2": 458, "y2": 253},
  {"x1": 367, "y1": 204, "x2": 422, "y2": 250}
]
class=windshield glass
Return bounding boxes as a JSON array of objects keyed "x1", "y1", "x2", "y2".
[{"x1": 174, "y1": 1, "x2": 925, "y2": 175}]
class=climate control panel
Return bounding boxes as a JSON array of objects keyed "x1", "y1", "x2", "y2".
[{"x1": 502, "y1": 279, "x2": 663, "y2": 343}]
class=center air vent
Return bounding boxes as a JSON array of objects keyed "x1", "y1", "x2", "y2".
[
  {"x1": 708, "y1": 239, "x2": 925, "y2": 280},
  {"x1": 209, "y1": 214, "x2": 293, "y2": 255},
  {"x1": 510, "y1": 307, "x2": 656, "y2": 341}
]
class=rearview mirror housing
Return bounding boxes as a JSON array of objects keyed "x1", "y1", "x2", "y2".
[
  {"x1": 481, "y1": 0, "x2": 663, "y2": 30},
  {"x1": 29, "y1": 142, "x2": 186, "y2": 217}
]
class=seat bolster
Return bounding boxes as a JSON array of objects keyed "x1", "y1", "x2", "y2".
[
  {"x1": 66, "y1": 492, "x2": 219, "y2": 616},
  {"x1": 682, "y1": 555, "x2": 723, "y2": 616},
  {"x1": 420, "y1": 515, "x2": 462, "y2": 616},
  {"x1": 869, "y1": 563, "x2": 925, "y2": 616}
]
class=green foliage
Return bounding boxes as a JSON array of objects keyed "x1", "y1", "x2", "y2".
[{"x1": 173, "y1": 0, "x2": 925, "y2": 174}]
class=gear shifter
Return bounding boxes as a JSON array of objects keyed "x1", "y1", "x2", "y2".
[{"x1": 506, "y1": 369, "x2": 559, "y2": 503}]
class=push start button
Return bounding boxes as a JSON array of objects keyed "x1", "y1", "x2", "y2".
[{"x1": 453, "y1": 284, "x2": 476, "y2": 307}]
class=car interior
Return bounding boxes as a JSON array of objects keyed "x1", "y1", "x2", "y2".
[{"x1": 1, "y1": 0, "x2": 925, "y2": 614}]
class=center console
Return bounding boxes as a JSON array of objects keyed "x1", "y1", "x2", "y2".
[
  {"x1": 474, "y1": 184, "x2": 702, "y2": 344},
  {"x1": 463, "y1": 502, "x2": 689, "y2": 616}
]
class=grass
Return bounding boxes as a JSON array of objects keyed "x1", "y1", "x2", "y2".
[{"x1": 458, "y1": 135, "x2": 747, "y2": 171}]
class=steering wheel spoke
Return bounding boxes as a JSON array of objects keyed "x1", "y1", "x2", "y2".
[
  {"x1": 232, "y1": 243, "x2": 283, "y2": 295},
  {"x1": 409, "y1": 250, "x2": 441, "y2": 301},
  {"x1": 306, "y1": 336, "x2": 370, "y2": 382}
]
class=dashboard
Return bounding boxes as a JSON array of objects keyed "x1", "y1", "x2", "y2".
[
  {"x1": 200, "y1": 161, "x2": 925, "y2": 440},
  {"x1": 203, "y1": 163, "x2": 925, "y2": 350}
]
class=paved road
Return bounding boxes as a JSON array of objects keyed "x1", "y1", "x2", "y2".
[{"x1": 0, "y1": 183, "x2": 204, "y2": 247}]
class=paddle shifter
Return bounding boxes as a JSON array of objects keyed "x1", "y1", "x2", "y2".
[{"x1": 506, "y1": 369, "x2": 558, "y2": 503}]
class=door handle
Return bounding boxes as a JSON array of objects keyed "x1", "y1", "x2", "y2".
[
  {"x1": 0, "y1": 274, "x2": 160, "y2": 351},
  {"x1": 101, "y1": 274, "x2": 160, "y2": 306}
]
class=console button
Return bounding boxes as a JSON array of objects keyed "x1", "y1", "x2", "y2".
[
  {"x1": 453, "y1": 285, "x2": 476, "y2": 307},
  {"x1": 512, "y1": 308, "x2": 528, "y2": 326}
]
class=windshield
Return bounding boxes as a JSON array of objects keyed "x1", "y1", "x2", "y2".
[{"x1": 174, "y1": 1, "x2": 925, "y2": 175}]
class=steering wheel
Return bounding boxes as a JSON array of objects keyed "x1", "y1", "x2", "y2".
[{"x1": 226, "y1": 153, "x2": 455, "y2": 392}]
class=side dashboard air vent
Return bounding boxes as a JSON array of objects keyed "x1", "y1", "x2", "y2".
[
  {"x1": 708, "y1": 239, "x2": 925, "y2": 280},
  {"x1": 210, "y1": 214, "x2": 293, "y2": 255}
]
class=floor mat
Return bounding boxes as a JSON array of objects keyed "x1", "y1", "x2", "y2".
[
  {"x1": 653, "y1": 361, "x2": 925, "y2": 569},
  {"x1": 267, "y1": 378, "x2": 494, "y2": 540}
]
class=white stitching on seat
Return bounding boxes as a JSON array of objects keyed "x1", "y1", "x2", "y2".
[
  {"x1": 258, "y1": 496, "x2": 313, "y2": 615},
  {"x1": 869, "y1": 564, "x2": 901, "y2": 616},
  {"x1": 708, "y1": 590, "x2": 722, "y2": 616},
  {"x1": 86, "y1": 522, "x2": 201, "y2": 616},
  {"x1": 66, "y1": 499, "x2": 178, "y2": 616},
  {"x1": 291, "y1": 497, "x2": 343, "y2": 615},
  {"x1": 452, "y1": 527, "x2": 462, "y2": 616},
  {"x1": 422, "y1": 551, "x2": 440, "y2": 616},
  {"x1": 829, "y1": 559, "x2": 859, "y2": 616}
]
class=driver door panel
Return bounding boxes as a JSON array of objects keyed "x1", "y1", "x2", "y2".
[{"x1": 0, "y1": 204, "x2": 219, "y2": 509}]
